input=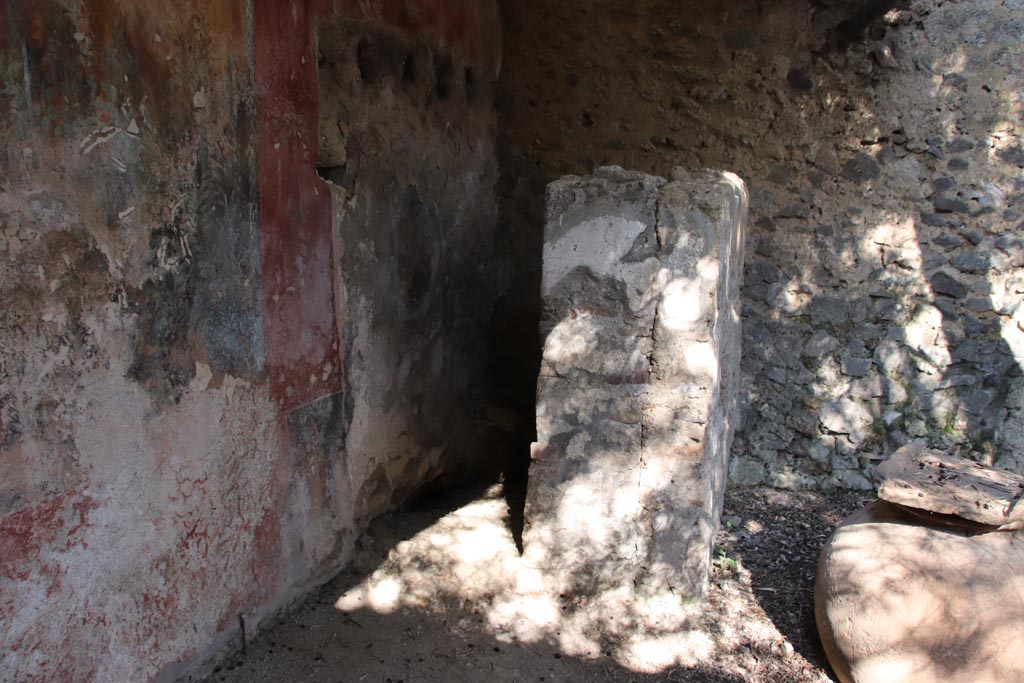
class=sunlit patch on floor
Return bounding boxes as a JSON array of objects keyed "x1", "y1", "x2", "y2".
[
  {"x1": 327, "y1": 484, "x2": 831, "y2": 678},
  {"x1": 202, "y1": 485, "x2": 868, "y2": 682}
]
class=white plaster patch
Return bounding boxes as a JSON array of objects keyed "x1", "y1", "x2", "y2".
[
  {"x1": 190, "y1": 362, "x2": 213, "y2": 392},
  {"x1": 79, "y1": 126, "x2": 120, "y2": 155},
  {"x1": 542, "y1": 215, "x2": 652, "y2": 295}
]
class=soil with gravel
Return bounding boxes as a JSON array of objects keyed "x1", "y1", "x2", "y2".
[
  {"x1": 714, "y1": 488, "x2": 871, "y2": 680},
  {"x1": 193, "y1": 485, "x2": 869, "y2": 683}
]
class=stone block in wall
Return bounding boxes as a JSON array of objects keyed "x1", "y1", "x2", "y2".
[{"x1": 524, "y1": 166, "x2": 747, "y2": 602}]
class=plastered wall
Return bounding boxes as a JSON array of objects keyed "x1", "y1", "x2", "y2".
[{"x1": 0, "y1": 2, "x2": 501, "y2": 680}]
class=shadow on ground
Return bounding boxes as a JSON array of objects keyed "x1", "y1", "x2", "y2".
[
  {"x1": 192, "y1": 482, "x2": 870, "y2": 683},
  {"x1": 719, "y1": 487, "x2": 871, "y2": 674}
]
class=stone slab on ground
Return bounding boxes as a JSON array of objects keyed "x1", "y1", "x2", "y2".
[
  {"x1": 524, "y1": 166, "x2": 746, "y2": 602},
  {"x1": 877, "y1": 440, "x2": 1024, "y2": 527},
  {"x1": 816, "y1": 501, "x2": 1024, "y2": 683}
]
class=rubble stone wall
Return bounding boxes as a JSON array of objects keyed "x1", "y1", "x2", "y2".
[{"x1": 498, "y1": 0, "x2": 1024, "y2": 490}]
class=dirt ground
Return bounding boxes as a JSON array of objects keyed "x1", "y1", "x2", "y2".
[{"x1": 196, "y1": 484, "x2": 869, "y2": 683}]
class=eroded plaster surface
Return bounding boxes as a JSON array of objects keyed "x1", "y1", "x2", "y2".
[
  {"x1": 525, "y1": 167, "x2": 746, "y2": 603},
  {"x1": 0, "y1": 2, "x2": 501, "y2": 680}
]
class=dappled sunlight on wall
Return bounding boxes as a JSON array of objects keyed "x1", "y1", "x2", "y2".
[
  {"x1": 498, "y1": 0, "x2": 1024, "y2": 490},
  {"x1": 727, "y1": 0, "x2": 1024, "y2": 482}
]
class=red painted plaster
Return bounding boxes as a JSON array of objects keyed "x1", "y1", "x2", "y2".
[
  {"x1": 255, "y1": 0, "x2": 342, "y2": 410},
  {"x1": 0, "y1": 491, "x2": 98, "y2": 583},
  {"x1": 1, "y1": 492, "x2": 101, "y2": 682}
]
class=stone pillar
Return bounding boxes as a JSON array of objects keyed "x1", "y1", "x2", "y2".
[{"x1": 524, "y1": 166, "x2": 746, "y2": 602}]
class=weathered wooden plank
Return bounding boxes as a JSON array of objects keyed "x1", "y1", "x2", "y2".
[{"x1": 877, "y1": 440, "x2": 1024, "y2": 527}]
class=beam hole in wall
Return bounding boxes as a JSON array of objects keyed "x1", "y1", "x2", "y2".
[
  {"x1": 402, "y1": 53, "x2": 418, "y2": 85},
  {"x1": 434, "y1": 54, "x2": 454, "y2": 101},
  {"x1": 464, "y1": 66, "x2": 476, "y2": 102},
  {"x1": 317, "y1": 165, "x2": 345, "y2": 186},
  {"x1": 356, "y1": 38, "x2": 379, "y2": 85},
  {"x1": 317, "y1": 27, "x2": 354, "y2": 192}
]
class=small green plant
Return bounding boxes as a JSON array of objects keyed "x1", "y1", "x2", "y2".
[{"x1": 714, "y1": 547, "x2": 738, "y2": 573}]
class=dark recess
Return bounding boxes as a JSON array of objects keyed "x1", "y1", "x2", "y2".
[
  {"x1": 464, "y1": 66, "x2": 476, "y2": 102},
  {"x1": 434, "y1": 54, "x2": 454, "y2": 100},
  {"x1": 402, "y1": 52, "x2": 418, "y2": 84}
]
